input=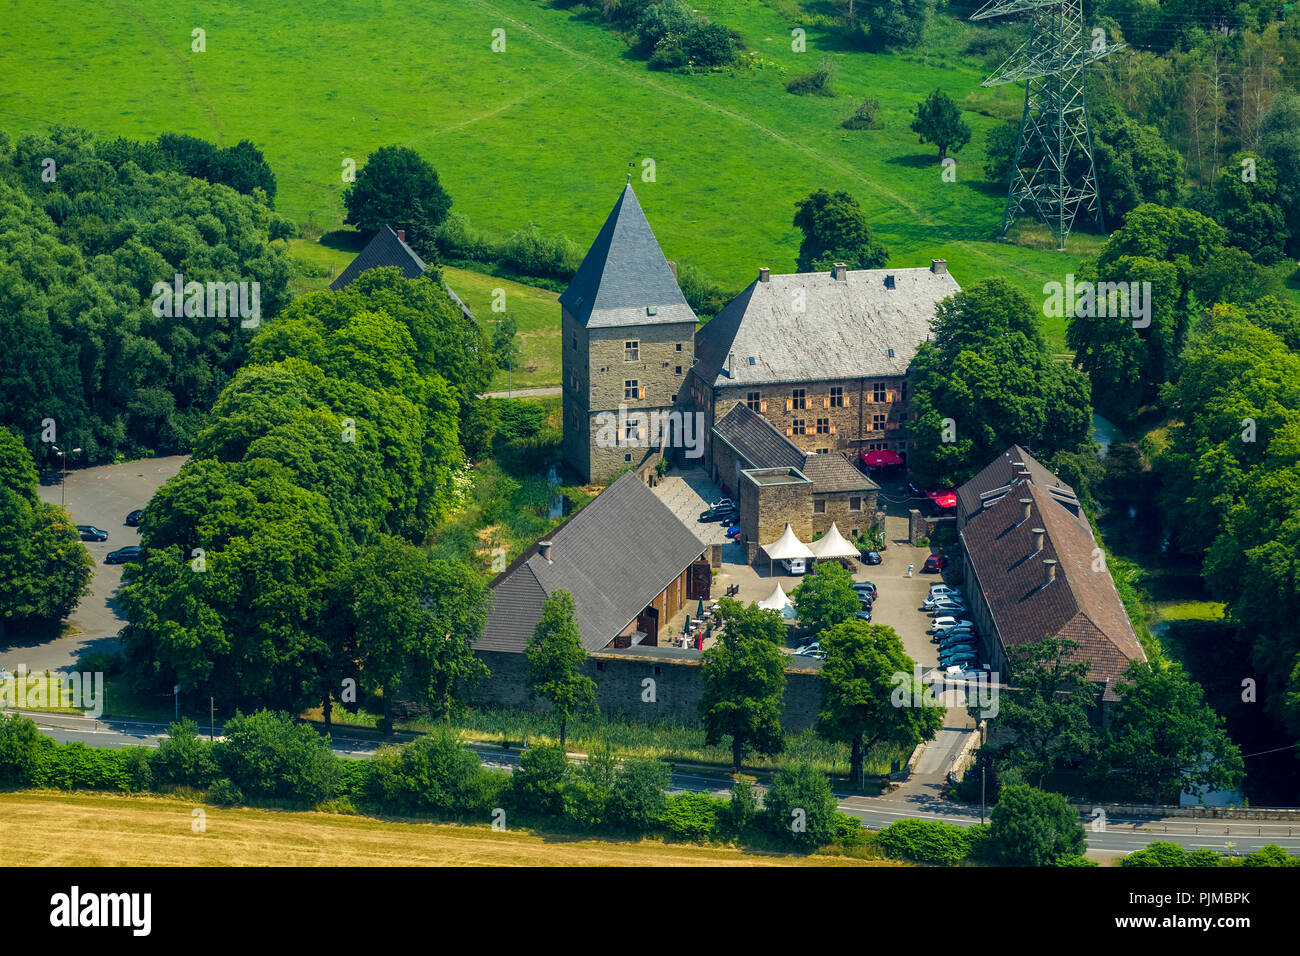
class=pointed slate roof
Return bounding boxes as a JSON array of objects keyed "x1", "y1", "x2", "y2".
[
  {"x1": 329, "y1": 225, "x2": 476, "y2": 323},
  {"x1": 329, "y1": 225, "x2": 427, "y2": 290},
  {"x1": 558, "y1": 185, "x2": 697, "y2": 328}
]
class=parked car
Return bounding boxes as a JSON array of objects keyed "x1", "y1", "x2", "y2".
[
  {"x1": 853, "y1": 581, "x2": 877, "y2": 597},
  {"x1": 125, "y1": 509, "x2": 144, "y2": 526},
  {"x1": 794, "y1": 642, "x2": 820, "y2": 657},
  {"x1": 940, "y1": 645, "x2": 978, "y2": 662},
  {"x1": 104, "y1": 545, "x2": 142, "y2": 564},
  {"x1": 933, "y1": 628, "x2": 976, "y2": 644},
  {"x1": 860, "y1": 550, "x2": 882, "y2": 565},
  {"x1": 706, "y1": 497, "x2": 734, "y2": 511},
  {"x1": 781, "y1": 557, "x2": 807, "y2": 575},
  {"x1": 698, "y1": 504, "x2": 737, "y2": 522},
  {"x1": 932, "y1": 616, "x2": 975, "y2": 630},
  {"x1": 855, "y1": 609, "x2": 872, "y2": 621},
  {"x1": 940, "y1": 652, "x2": 979, "y2": 669},
  {"x1": 927, "y1": 584, "x2": 962, "y2": 598},
  {"x1": 76, "y1": 525, "x2": 108, "y2": 542},
  {"x1": 922, "y1": 554, "x2": 949, "y2": 573},
  {"x1": 943, "y1": 664, "x2": 991, "y2": 680},
  {"x1": 925, "y1": 596, "x2": 968, "y2": 613},
  {"x1": 939, "y1": 637, "x2": 978, "y2": 653}
]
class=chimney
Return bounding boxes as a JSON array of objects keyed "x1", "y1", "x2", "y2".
[
  {"x1": 397, "y1": 229, "x2": 406, "y2": 243},
  {"x1": 931, "y1": 258, "x2": 947, "y2": 274},
  {"x1": 538, "y1": 541, "x2": 553, "y2": 563},
  {"x1": 759, "y1": 267, "x2": 770, "y2": 283},
  {"x1": 1032, "y1": 527, "x2": 1045, "y2": 553},
  {"x1": 1019, "y1": 498, "x2": 1032, "y2": 524},
  {"x1": 1042, "y1": 559, "x2": 1057, "y2": 587},
  {"x1": 727, "y1": 351, "x2": 734, "y2": 378},
  {"x1": 667, "y1": 259, "x2": 679, "y2": 281},
  {"x1": 832, "y1": 262, "x2": 848, "y2": 281}
]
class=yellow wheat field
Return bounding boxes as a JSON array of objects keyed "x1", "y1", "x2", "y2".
[{"x1": 2, "y1": 791, "x2": 886, "y2": 867}]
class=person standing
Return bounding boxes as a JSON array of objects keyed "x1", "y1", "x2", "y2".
[{"x1": 907, "y1": 563, "x2": 914, "y2": 577}]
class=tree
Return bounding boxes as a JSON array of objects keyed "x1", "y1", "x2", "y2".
[
  {"x1": 0, "y1": 713, "x2": 47, "y2": 787},
  {"x1": 218, "y1": 710, "x2": 340, "y2": 806},
  {"x1": 910, "y1": 90, "x2": 971, "y2": 161},
  {"x1": 609, "y1": 758, "x2": 671, "y2": 832},
  {"x1": 762, "y1": 763, "x2": 838, "y2": 848},
  {"x1": 0, "y1": 427, "x2": 93, "y2": 632},
  {"x1": 1211, "y1": 152, "x2": 1289, "y2": 265},
  {"x1": 986, "y1": 785, "x2": 1086, "y2": 865},
  {"x1": 1259, "y1": 91, "x2": 1300, "y2": 255},
  {"x1": 818, "y1": 620, "x2": 943, "y2": 789},
  {"x1": 492, "y1": 315, "x2": 521, "y2": 379},
  {"x1": 910, "y1": 279, "x2": 1092, "y2": 487},
  {"x1": 1094, "y1": 661, "x2": 1243, "y2": 803},
  {"x1": 988, "y1": 637, "x2": 1099, "y2": 787},
  {"x1": 792, "y1": 561, "x2": 860, "y2": 636},
  {"x1": 855, "y1": 0, "x2": 934, "y2": 48},
  {"x1": 525, "y1": 591, "x2": 597, "y2": 750},
  {"x1": 510, "y1": 743, "x2": 569, "y2": 816},
  {"x1": 343, "y1": 145, "x2": 453, "y2": 259},
  {"x1": 792, "y1": 189, "x2": 888, "y2": 272},
  {"x1": 700, "y1": 598, "x2": 787, "y2": 771}
]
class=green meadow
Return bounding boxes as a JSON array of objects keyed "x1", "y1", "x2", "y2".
[{"x1": 3, "y1": 0, "x2": 1107, "y2": 349}]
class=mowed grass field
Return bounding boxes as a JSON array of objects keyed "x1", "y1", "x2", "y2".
[
  {"x1": 3, "y1": 791, "x2": 886, "y2": 866},
  {"x1": 2, "y1": 0, "x2": 1106, "y2": 347}
]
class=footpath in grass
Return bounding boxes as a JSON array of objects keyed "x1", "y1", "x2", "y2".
[{"x1": 4, "y1": 791, "x2": 884, "y2": 866}]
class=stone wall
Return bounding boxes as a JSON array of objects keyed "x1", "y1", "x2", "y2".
[
  {"x1": 473, "y1": 649, "x2": 823, "y2": 731},
  {"x1": 741, "y1": 468, "x2": 812, "y2": 563},
  {"x1": 812, "y1": 488, "x2": 878, "y2": 540},
  {"x1": 714, "y1": 375, "x2": 911, "y2": 457}
]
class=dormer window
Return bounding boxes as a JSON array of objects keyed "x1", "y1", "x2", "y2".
[{"x1": 646, "y1": 306, "x2": 657, "y2": 317}]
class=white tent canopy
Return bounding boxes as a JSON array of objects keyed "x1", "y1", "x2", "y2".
[
  {"x1": 762, "y1": 524, "x2": 814, "y2": 561},
  {"x1": 807, "y1": 522, "x2": 858, "y2": 560},
  {"x1": 757, "y1": 583, "x2": 796, "y2": 618}
]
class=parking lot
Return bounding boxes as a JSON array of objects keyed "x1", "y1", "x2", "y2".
[{"x1": 0, "y1": 456, "x2": 187, "y2": 673}]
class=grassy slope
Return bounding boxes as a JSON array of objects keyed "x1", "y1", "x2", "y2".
[
  {"x1": 3, "y1": 0, "x2": 1103, "y2": 348},
  {"x1": 5, "y1": 791, "x2": 883, "y2": 866}
]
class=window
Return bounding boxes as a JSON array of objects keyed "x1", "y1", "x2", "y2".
[
  {"x1": 625, "y1": 454, "x2": 632, "y2": 462},
  {"x1": 791, "y1": 388, "x2": 807, "y2": 410},
  {"x1": 571, "y1": 335, "x2": 577, "y2": 351},
  {"x1": 624, "y1": 421, "x2": 638, "y2": 442},
  {"x1": 625, "y1": 340, "x2": 639, "y2": 362},
  {"x1": 901, "y1": 382, "x2": 908, "y2": 400},
  {"x1": 829, "y1": 386, "x2": 844, "y2": 408},
  {"x1": 815, "y1": 447, "x2": 829, "y2": 455},
  {"x1": 873, "y1": 414, "x2": 886, "y2": 430},
  {"x1": 675, "y1": 365, "x2": 682, "y2": 375},
  {"x1": 792, "y1": 418, "x2": 806, "y2": 435},
  {"x1": 746, "y1": 391, "x2": 762, "y2": 412},
  {"x1": 625, "y1": 379, "x2": 639, "y2": 400},
  {"x1": 850, "y1": 496, "x2": 862, "y2": 512},
  {"x1": 814, "y1": 499, "x2": 826, "y2": 514},
  {"x1": 816, "y1": 418, "x2": 830, "y2": 435},
  {"x1": 872, "y1": 382, "x2": 887, "y2": 403},
  {"x1": 675, "y1": 343, "x2": 683, "y2": 352}
]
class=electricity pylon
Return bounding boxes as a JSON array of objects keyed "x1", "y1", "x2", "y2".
[{"x1": 971, "y1": 0, "x2": 1121, "y2": 249}]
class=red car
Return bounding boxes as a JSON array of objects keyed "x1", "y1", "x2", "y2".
[{"x1": 922, "y1": 554, "x2": 948, "y2": 573}]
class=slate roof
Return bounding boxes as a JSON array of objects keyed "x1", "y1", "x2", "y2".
[
  {"x1": 476, "y1": 472, "x2": 707, "y2": 654},
  {"x1": 558, "y1": 185, "x2": 697, "y2": 329},
  {"x1": 694, "y1": 265, "x2": 960, "y2": 388},
  {"x1": 712, "y1": 402, "x2": 876, "y2": 494},
  {"x1": 328, "y1": 225, "x2": 475, "y2": 322},
  {"x1": 960, "y1": 483, "x2": 1145, "y2": 700},
  {"x1": 955, "y1": 444, "x2": 1079, "y2": 521}
]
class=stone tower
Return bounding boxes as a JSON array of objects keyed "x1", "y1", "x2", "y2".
[{"x1": 560, "y1": 185, "x2": 698, "y2": 484}]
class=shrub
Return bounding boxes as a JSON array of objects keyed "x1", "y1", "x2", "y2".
[
  {"x1": 1241, "y1": 844, "x2": 1297, "y2": 867},
  {"x1": 150, "y1": 719, "x2": 218, "y2": 788},
  {"x1": 495, "y1": 400, "x2": 548, "y2": 445},
  {"x1": 563, "y1": 742, "x2": 617, "y2": 829},
  {"x1": 763, "y1": 763, "x2": 838, "y2": 848},
  {"x1": 832, "y1": 811, "x2": 873, "y2": 848},
  {"x1": 1055, "y1": 854, "x2": 1099, "y2": 866},
  {"x1": 208, "y1": 778, "x2": 244, "y2": 807},
  {"x1": 660, "y1": 791, "x2": 725, "y2": 842},
  {"x1": 986, "y1": 785, "x2": 1086, "y2": 866},
  {"x1": 721, "y1": 774, "x2": 760, "y2": 837},
  {"x1": 393, "y1": 729, "x2": 502, "y2": 816},
  {"x1": 1121, "y1": 841, "x2": 1190, "y2": 867},
  {"x1": 218, "y1": 710, "x2": 340, "y2": 806},
  {"x1": 610, "y1": 758, "x2": 670, "y2": 832},
  {"x1": 510, "y1": 744, "x2": 569, "y2": 816},
  {"x1": 787, "y1": 59, "x2": 836, "y2": 97},
  {"x1": 842, "y1": 98, "x2": 883, "y2": 130},
  {"x1": 499, "y1": 226, "x2": 581, "y2": 281},
  {"x1": 0, "y1": 713, "x2": 47, "y2": 787},
  {"x1": 876, "y1": 818, "x2": 971, "y2": 865},
  {"x1": 635, "y1": 0, "x2": 695, "y2": 53},
  {"x1": 36, "y1": 742, "x2": 147, "y2": 792}
]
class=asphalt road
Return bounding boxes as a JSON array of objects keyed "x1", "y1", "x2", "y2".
[{"x1": 17, "y1": 711, "x2": 1298, "y2": 858}]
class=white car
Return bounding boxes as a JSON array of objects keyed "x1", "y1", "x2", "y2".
[
  {"x1": 925, "y1": 596, "x2": 967, "y2": 612},
  {"x1": 794, "y1": 642, "x2": 820, "y2": 656},
  {"x1": 927, "y1": 584, "x2": 962, "y2": 598},
  {"x1": 782, "y1": 557, "x2": 806, "y2": 575},
  {"x1": 932, "y1": 617, "x2": 975, "y2": 631}
]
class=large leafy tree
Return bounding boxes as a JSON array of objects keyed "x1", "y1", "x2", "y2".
[
  {"x1": 792, "y1": 189, "x2": 888, "y2": 272},
  {"x1": 910, "y1": 90, "x2": 971, "y2": 161},
  {"x1": 1259, "y1": 91, "x2": 1300, "y2": 256},
  {"x1": 525, "y1": 590, "x2": 597, "y2": 750},
  {"x1": 0, "y1": 426, "x2": 92, "y2": 632},
  {"x1": 1211, "y1": 151, "x2": 1289, "y2": 265},
  {"x1": 1093, "y1": 661, "x2": 1244, "y2": 803},
  {"x1": 987, "y1": 637, "x2": 1099, "y2": 788},
  {"x1": 343, "y1": 146, "x2": 453, "y2": 260},
  {"x1": 792, "y1": 561, "x2": 860, "y2": 637},
  {"x1": 986, "y1": 785, "x2": 1087, "y2": 866},
  {"x1": 700, "y1": 598, "x2": 787, "y2": 771},
  {"x1": 910, "y1": 279, "x2": 1092, "y2": 488},
  {"x1": 818, "y1": 619, "x2": 943, "y2": 789}
]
